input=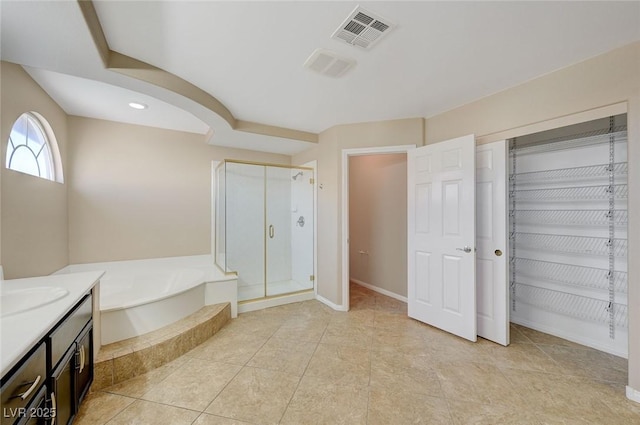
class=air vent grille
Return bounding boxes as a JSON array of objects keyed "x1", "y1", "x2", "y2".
[
  {"x1": 331, "y1": 6, "x2": 394, "y2": 50},
  {"x1": 303, "y1": 48, "x2": 356, "y2": 78},
  {"x1": 354, "y1": 12, "x2": 373, "y2": 25}
]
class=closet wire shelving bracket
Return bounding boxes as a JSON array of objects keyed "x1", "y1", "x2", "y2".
[
  {"x1": 509, "y1": 138, "x2": 517, "y2": 312},
  {"x1": 607, "y1": 116, "x2": 616, "y2": 339}
]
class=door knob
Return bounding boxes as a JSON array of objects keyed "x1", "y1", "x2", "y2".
[
  {"x1": 456, "y1": 246, "x2": 472, "y2": 253},
  {"x1": 495, "y1": 249, "x2": 503, "y2": 256}
]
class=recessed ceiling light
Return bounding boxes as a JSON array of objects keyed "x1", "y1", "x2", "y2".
[{"x1": 128, "y1": 102, "x2": 148, "y2": 110}]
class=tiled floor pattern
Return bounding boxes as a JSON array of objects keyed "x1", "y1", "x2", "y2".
[{"x1": 77, "y1": 283, "x2": 639, "y2": 424}]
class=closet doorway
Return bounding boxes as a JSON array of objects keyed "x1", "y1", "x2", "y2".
[
  {"x1": 406, "y1": 114, "x2": 627, "y2": 360},
  {"x1": 508, "y1": 114, "x2": 628, "y2": 357}
]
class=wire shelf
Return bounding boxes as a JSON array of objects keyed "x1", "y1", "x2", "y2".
[
  {"x1": 513, "y1": 163, "x2": 627, "y2": 185},
  {"x1": 512, "y1": 130, "x2": 627, "y2": 155},
  {"x1": 514, "y1": 210, "x2": 627, "y2": 227},
  {"x1": 513, "y1": 184, "x2": 627, "y2": 202},
  {"x1": 514, "y1": 283, "x2": 628, "y2": 328},
  {"x1": 514, "y1": 258, "x2": 627, "y2": 293},
  {"x1": 515, "y1": 232, "x2": 627, "y2": 257}
]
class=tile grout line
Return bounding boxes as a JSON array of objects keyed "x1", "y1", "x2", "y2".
[
  {"x1": 85, "y1": 290, "x2": 633, "y2": 424},
  {"x1": 276, "y1": 322, "x2": 326, "y2": 424}
]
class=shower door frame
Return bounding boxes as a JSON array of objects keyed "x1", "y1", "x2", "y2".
[{"x1": 214, "y1": 159, "x2": 316, "y2": 302}]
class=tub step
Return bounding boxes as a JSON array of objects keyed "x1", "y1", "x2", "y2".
[{"x1": 92, "y1": 302, "x2": 230, "y2": 390}]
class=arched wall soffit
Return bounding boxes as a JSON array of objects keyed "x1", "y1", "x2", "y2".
[{"x1": 77, "y1": 0, "x2": 318, "y2": 146}]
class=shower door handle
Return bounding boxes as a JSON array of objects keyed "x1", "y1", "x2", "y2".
[{"x1": 269, "y1": 225, "x2": 274, "y2": 239}]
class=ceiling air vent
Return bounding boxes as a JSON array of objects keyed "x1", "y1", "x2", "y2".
[
  {"x1": 303, "y1": 48, "x2": 356, "y2": 78},
  {"x1": 331, "y1": 6, "x2": 394, "y2": 50}
]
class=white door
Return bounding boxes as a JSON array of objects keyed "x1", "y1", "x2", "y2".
[
  {"x1": 476, "y1": 141, "x2": 509, "y2": 346},
  {"x1": 407, "y1": 134, "x2": 477, "y2": 342}
]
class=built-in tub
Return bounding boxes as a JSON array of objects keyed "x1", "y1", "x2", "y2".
[{"x1": 55, "y1": 255, "x2": 237, "y2": 345}]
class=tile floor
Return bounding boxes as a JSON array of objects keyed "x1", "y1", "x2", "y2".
[{"x1": 76, "y1": 283, "x2": 639, "y2": 424}]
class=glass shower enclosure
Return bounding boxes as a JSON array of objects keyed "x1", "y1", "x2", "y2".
[{"x1": 215, "y1": 160, "x2": 314, "y2": 302}]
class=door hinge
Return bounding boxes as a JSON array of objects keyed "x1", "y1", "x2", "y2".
[
  {"x1": 310, "y1": 178, "x2": 315, "y2": 184},
  {"x1": 310, "y1": 275, "x2": 315, "y2": 281}
]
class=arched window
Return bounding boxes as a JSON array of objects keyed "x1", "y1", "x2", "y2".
[{"x1": 5, "y1": 112, "x2": 62, "y2": 182}]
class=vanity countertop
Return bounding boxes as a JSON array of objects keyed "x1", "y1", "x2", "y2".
[{"x1": 0, "y1": 271, "x2": 104, "y2": 377}]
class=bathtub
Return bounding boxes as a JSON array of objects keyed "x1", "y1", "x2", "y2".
[{"x1": 55, "y1": 255, "x2": 237, "y2": 345}]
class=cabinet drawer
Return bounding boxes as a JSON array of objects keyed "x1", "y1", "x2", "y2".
[
  {"x1": 50, "y1": 295, "x2": 92, "y2": 370},
  {"x1": 0, "y1": 344, "x2": 46, "y2": 425},
  {"x1": 15, "y1": 385, "x2": 48, "y2": 425}
]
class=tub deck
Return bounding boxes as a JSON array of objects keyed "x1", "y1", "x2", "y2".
[{"x1": 55, "y1": 255, "x2": 237, "y2": 344}]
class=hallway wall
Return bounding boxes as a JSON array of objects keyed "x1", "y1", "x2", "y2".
[{"x1": 349, "y1": 154, "x2": 407, "y2": 298}]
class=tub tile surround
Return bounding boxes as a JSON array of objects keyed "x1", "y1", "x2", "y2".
[
  {"x1": 77, "y1": 284, "x2": 640, "y2": 425},
  {"x1": 94, "y1": 303, "x2": 230, "y2": 389}
]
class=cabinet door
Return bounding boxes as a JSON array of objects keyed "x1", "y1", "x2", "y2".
[
  {"x1": 50, "y1": 347, "x2": 74, "y2": 425},
  {"x1": 74, "y1": 324, "x2": 92, "y2": 407}
]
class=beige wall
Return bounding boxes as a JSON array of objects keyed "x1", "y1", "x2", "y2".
[
  {"x1": 349, "y1": 154, "x2": 407, "y2": 297},
  {"x1": 68, "y1": 116, "x2": 290, "y2": 264},
  {"x1": 293, "y1": 118, "x2": 424, "y2": 305},
  {"x1": 424, "y1": 42, "x2": 640, "y2": 393},
  {"x1": 1, "y1": 62, "x2": 69, "y2": 279}
]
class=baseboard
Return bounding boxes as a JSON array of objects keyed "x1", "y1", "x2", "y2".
[
  {"x1": 316, "y1": 294, "x2": 348, "y2": 311},
  {"x1": 350, "y1": 279, "x2": 408, "y2": 303},
  {"x1": 626, "y1": 386, "x2": 640, "y2": 404}
]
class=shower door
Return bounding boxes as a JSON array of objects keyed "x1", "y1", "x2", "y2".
[
  {"x1": 220, "y1": 161, "x2": 314, "y2": 302},
  {"x1": 266, "y1": 166, "x2": 314, "y2": 297}
]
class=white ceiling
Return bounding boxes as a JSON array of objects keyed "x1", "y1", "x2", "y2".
[
  {"x1": 24, "y1": 67, "x2": 210, "y2": 135},
  {"x1": 2, "y1": 1, "x2": 639, "y2": 155}
]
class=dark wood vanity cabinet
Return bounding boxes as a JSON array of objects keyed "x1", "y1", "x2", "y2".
[
  {"x1": 50, "y1": 322, "x2": 93, "y2": 425},
  {"x1": 49, "y1": 349, "x2": 74, "y2": 425},
  {"x1": 1, "y1": 344, "x2": 47, "y2": 425},
  {"x1": 17, "y1": 386, "x2": 48, "y2": 425},
  {"x1": 74, "y1": 324, "x2": 93, "y2": 406},
  {"x1": 48, "y1": 295, "x2": 93, "y2": 425},
  {"x1": 1, "y1": 292, "x2": 94, "y2": 425}
]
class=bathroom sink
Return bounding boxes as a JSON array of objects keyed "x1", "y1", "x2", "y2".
[{"x1": 0, "y1": 286, "x2": 69, "y2": 318}]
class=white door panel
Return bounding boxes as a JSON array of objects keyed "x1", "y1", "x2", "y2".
[
  {"x1": 476, "y1": 140, "x2": 509, "y2": 346},
  {"x1": 408, "y1": 134, "x2": 477, "y2": 342}
]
